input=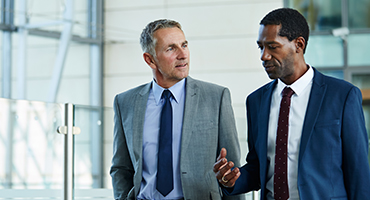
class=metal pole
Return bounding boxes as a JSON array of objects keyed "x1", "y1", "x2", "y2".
[
  {"x1": 89, "y1": 0, "x2": 104, "y2": 188},
  {"x1": 1, "y1": 0, "x2": 14, "y2": 99},
  {"x1": 64, "y1": 103, "x2": 75, "y2": 200},
  {"x1": 2, "y1": 0, "x2": 14, "y2": 188},
  {"x1": 17, "y1": 0, "x2": 27, "y2": 99},
  {"x1": 48, "y1": 0, "x2": 74, "y2": 102}
]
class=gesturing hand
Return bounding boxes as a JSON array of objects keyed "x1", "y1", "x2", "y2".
[{"x1": 213, "y1": 148, "x2": 241, "y2": 188}]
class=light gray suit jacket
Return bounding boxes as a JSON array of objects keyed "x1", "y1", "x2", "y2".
[{"x1": 110, "y1": 77, "x2": 243, "y2": 200}]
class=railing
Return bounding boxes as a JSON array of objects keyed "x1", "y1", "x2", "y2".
[
  {"x1": 0, "y1": 98, "x2": 255, "y2": 199},
  {"x1": 3, "y1": 98, "x2": 367, "y2": 199},
  {"x1": 0, "y1": 98, "x2": 114, "y2": 199}
]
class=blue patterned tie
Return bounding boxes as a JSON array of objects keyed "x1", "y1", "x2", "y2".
[{"x1": 156, "y1": 89, "x2": 173, "y2": 196}]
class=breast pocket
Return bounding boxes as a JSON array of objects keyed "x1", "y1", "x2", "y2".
[
  {"x1": 311, "y1": 119, "x2": 341, "y2": 162},
  {"x1": 315, "y1": 119, "x2": 340, "y2": 127}
]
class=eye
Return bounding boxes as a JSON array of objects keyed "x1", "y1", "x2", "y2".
[
  {"x1": 257, "y1": 45, "x2": 263, "y2": 50},
  {"x1": 268, "y1": 45, "x2": 277, "y2": 50},
  {"x1": 182, "y1": 43, "x2": 188, "y2": 48},
  {"x1": 167, "y1": 47, "x2": 174, "y2": 51}
]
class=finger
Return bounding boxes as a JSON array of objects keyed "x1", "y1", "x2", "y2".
[
  {"x1": 213, "y1": 157, "x2": 228, "y2": 173},
  {"x1": 213, "y1": 148, "x2": 228, "y2": 173},
  {"x1": 216, "y1": 148, "x2": 227, "y2": 161},
  {"x1": 215, "y1": 160, "x2": 234, "y2": 180},
  {"x1": 220, "y1": 166, "x2": 240, "y2": 188},
  {"x1": 227, "y1": 171, "x2": 241, "y2": 187}
]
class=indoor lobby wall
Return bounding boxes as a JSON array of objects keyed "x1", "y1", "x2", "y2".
[{"x1": 103, "y1": 0, "x2": 284, "y2": 166}]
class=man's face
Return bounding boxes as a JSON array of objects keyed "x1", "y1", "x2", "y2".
[
  {"x1": 257, "y1": 24, "x2": 297, "y2": 84},
  {"x1": 151, "y1": 27, "x2": 189, "y2": 88}
]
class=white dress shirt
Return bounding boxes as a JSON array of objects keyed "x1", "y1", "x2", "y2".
[
  {"x1": 266, "y1": 66, "x2": 313, "y2": 200},
  {"x1": 138, "y1": 78, "x2": 186, "y2": 200}
]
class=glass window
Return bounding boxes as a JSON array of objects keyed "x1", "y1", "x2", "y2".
[
  {"x1": 348, "y1": 34, "x2": 370, "y2": 66},
  {"x1": 74, "y1": 105, "x2": 114, "y2": 189},
  {"x1": 349, "y1": 0, "x2": 370, "y2": 29},
  {"x1": 14, "y1": 0, "x2": 88, "y2": 37},
  {"x1": 13, "y1": 35, "x2": 90, "y2": 104},
  {"x1": 304, "y1": 35, "x2": 343, "y2": 67},
  {"x1": 0, "y1": 99, "x2": 64, "y2": 189},
  {"x1": 352, "y1": 74, "x2": 370, "y2": 89},
  {"x1": 319, "y1": 70, "x2": 344, "y2": 80},
  {"x1": 287, "y1": 0, "x2": 342, "y2": 31}
]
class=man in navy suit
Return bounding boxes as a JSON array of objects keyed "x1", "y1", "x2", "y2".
[{"x1": 213, "y1": 8, "x2": 370, "y2": 199}]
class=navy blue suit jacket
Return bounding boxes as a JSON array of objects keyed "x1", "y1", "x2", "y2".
[{"x1": 226, "y1": 68, "x2": 370, "y2": 199}]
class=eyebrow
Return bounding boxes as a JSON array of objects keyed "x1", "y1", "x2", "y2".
[
  {"x1": 257, "y1": 41, "x2": 279, "y2": 45},
  {"x1": 167, "y1": 40, "x2": 188, "y2": 48}
]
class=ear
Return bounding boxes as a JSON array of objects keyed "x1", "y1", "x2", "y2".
[
  {"x1": 295, "y1": 37, "x2": 306, "y2": 53},
  {"x1": 143, "y1": 52, "x2": 157, "y2": 70}
]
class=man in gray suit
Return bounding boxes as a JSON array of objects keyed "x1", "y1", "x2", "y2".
[{"x1": 110, "y1": 19, "x2": 242, "y2": 200}]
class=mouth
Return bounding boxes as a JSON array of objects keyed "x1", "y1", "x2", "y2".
[
  {"x1": 176, "y1": 63, "x2": 187, "y2": 68},
  {"x1": 264, "y1": 65, "x2": 275, "y2": 72}
]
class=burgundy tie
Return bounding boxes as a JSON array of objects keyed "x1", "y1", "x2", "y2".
[{"x1": 274, "y1": 87, "x2": 294, "y2": 200}]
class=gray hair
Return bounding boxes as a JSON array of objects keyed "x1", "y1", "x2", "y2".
[{"x1": 140, "y1": 19, "x2": 182, "y2": 57}]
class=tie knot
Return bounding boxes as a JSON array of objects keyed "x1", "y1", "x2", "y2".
[
  {"x1": 162, "y1": 90, "x2": 172, "y2": 100},
  {"x1": 282, "y1": 87, "x2": 294, "y2": 98}
]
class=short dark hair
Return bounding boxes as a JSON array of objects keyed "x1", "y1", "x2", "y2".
[{"x1": 260, "y1": 8, "x2": 309, "y2": 53}]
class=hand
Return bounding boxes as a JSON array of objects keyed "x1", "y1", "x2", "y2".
[{"x1": 213, "y1": 148, "x2": 241, "y2": 188}]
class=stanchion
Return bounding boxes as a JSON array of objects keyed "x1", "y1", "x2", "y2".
[{"x1": 57, "y1": 103, "x2": 80, "y2": 200}]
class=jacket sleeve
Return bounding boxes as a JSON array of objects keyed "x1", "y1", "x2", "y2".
[
  {"x1": 110, "y1": 95, "x2": 135, "y2": 200},
  {"x1": 218, "y1": 88, "x2": 246, "y2": 200},
  {"x1": 222, "y1": 94, "x2": 261, "y2": 196},
  {"x1": 341, "y1": 86, "x2": 370, "y2": 199}
]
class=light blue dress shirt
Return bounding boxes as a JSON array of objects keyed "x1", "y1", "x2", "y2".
[{"x1": 137, "y1": 78, "x2": 186, "y2": 200}]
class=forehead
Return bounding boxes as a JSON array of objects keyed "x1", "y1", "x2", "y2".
[
  {"x1": 153, "y1": 27, "x2": 185, "y2": 46},
  {"x1": 257, "y1": 24, "x2": 286, "y2": 43}
]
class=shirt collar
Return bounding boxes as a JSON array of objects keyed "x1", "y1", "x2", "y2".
[
  {"x1": 152, "y1": 78, "x2": 186, "y2": 105},
  {"x1": 277, "y1": 65, "x2": 314, "y2": 96}
]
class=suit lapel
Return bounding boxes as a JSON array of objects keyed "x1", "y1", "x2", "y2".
[
  {"x1": 257, "y1": 80, "x2": 276, "y2": 187},
  {"x1": 132, "y1": 83, "x2": 151, "y2": 195},
  {"x1": 133, "y1": 83, "x2": 151, "y2": 160},
  {"x1": 181, "y1": 77, "x2": 199, "y2": 154},
  {"x1": 298, "y1": 69, "x2": 327, "y2": 164}
]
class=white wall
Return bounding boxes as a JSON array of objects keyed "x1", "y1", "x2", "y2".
[{"x1": 103, "y1": 0, "x2": 284, "y2": 166}]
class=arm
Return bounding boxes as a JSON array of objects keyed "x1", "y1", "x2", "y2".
[
  {"x1": 214, "y1": 93, "x2": 262, "y2": 195},
  {"x1": 218, "y1": 88, "x2": 241, "y2": 169},
  {"x1": 341, "y1": 87, "x2": 370, "y2": 199},
  {"x1": 217, "y1": 88, "x2": 244, "y2": 200},
  {"x1": 110, "y1": 95, "x2": 135, "y2": 200}
]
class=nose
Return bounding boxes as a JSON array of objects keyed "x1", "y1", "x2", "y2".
[
  {"x1": 177, "y1": 48, "x2": 188, "y2": 60},
  {"x1": 260, "y1": 48, "x2": 271, "y2": 61}
]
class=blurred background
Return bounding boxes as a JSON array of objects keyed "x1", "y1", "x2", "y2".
[{"x1": 0, "y1": 0, "x2": 369, "y2": 199}]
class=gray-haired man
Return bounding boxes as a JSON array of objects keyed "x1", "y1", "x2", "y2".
[{"x1": 110, "y1": 19, "x2": 243, "y2": 200}]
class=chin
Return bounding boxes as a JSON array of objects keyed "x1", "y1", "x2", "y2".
[{"x1": 267, "y1": 73, "x2": 278, "y2": 80}]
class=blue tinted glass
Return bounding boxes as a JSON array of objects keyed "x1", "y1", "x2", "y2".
[
  {"x1": 287, "y1": 0, "x2": 341, "y2": 31},
  {"x1": 352, "y1": 74, "x2": 370, "y2": 89},
  {"x1": 305, "y1": 35, "x2": 343, "y2": 68},
  {"x1": 319, "y1": 70, "x2": 344, "y2": 80},
  {"x1": 348, "y1": 34, "x2": 370, "y2": 66},
  {"x1": 349, "y1": 0, "x2": 370, "y2": 29}
]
